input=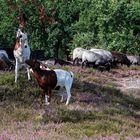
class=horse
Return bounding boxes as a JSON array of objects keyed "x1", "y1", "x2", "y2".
[
  {"x1": 25, "y1": 59, "x2": 74, "y2": 105},
  {"x1": 111, "y1": 51, "x2": 131, "y2": 67},
  {"x1": 13, "y1": 28, "x2": 31, "y2": 83},
  {"x1": 82, "y1": 50, "x2": 111, "y2": 71},
  {"x1": 73, "y1": 47, "x2": 87, "y2": 65},
  {"x1": 0, "y1": 50, "x2": 14, "y2": 71}
]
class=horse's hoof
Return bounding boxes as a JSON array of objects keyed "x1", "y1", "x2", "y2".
[{"x1": 28, "y1": 79, "x2": 32, "y2": 82}]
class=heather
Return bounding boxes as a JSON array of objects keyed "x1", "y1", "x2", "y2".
[{"x1": 0, "y1": 65, "x2": 140, "y2": 139}]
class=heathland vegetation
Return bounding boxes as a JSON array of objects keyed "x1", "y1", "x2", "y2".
[{"x1": 0, "y1": 66, "x2": 140, "y2": 139}]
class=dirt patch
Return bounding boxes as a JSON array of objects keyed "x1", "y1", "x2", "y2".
[
  {"x1": 71, "y1": 66, "x2": 140, "y2": 98},
  {"x1": 87, "y1": 67, "x2": 140, "y2": 98},
  {"x1": 116, "y1": 76, "x2": 140, "y2": 98}
]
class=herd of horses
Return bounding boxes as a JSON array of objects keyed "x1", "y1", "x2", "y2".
[
  {"x1": 0, "y1": 27, "x2": 140, "y2": 105},
  {"x1": 73, "y1": 47, "x2": 140, "y2": 71}
]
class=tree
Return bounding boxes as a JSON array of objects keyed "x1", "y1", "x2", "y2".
[
  {"x1": 71, "y1": 0, "x2": 140, "y2": 55},
  {"x1": 0, "y1": 0, "x2": 140, "y2": 58}
]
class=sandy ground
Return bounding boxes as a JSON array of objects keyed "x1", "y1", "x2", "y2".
[{"x1": 115, "y1": 70, "x2": 140, "y2": 98}]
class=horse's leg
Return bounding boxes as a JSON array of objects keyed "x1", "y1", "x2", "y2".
[
  {"x1": 45, "y1": 88, "x2": 52, "y2": 105},
  {"x1": 45, "y1": 94, "x2": 50, "y2": 105},
  {"x1": 48, "y1": 88, "x2": 52, "y2": 103},
  {"x1": 60, "y1": 88, "x2": 65, "y2": 102},
  {"x1": 15, "y1": 59, "x2": 19, "y2": 83},
  {"x1": 82, "y1": 60, "x2": 87, "y2": 68},
  {"x1": 26, "y1": 66, "x2": 31, "y2": 81},
  {"x1": 65, "y1": 85, "x2": 71, "y2": 105}
]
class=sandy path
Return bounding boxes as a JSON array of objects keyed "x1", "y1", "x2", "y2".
[{"x1": 116, "y1": 73, "x2": 140, "y2": 98}]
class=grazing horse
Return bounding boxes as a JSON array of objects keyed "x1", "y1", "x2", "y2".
[
  {"x1": 73, "y1": 47, "x2": 87, "y2": 65},
  {"x1": 111, "y1": 51, "x2": 131, "y2": 67},
  {"x1": 13, "y1": 28, "x2": 31, "y2": 83},
  {"x1": 82, "y1": 50, "x2": 111, "y2": 71}
]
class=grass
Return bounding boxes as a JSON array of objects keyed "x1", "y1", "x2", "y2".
[{"x1": 0, "y1": 66, "x2": 140, "y2": 139}]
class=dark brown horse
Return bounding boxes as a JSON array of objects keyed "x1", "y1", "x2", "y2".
[{"x1": 111, "y1": 51, "x2": 131, "y2": 67}]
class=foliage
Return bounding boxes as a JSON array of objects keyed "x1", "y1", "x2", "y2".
[
  {"x1": 71, "y1": 0, "x2": 140, "y2": 54},
  {"x1": 0, "y1": 0, "x2": 140, "y2": 58}
]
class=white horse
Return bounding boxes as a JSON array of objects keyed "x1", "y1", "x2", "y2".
[
  {"x1": 73, "y1": 47, "x2": 87, "y2": 65},
  {"x1": 13, "y1": 28, "x2": 31, "y2": 83}
]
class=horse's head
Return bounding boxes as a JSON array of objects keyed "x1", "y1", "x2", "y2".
[
  {"x1": 25, "y1": 59, "x2": 40, "y2": 70},
  {"x1": 16, "y1": 29, "x2": 28, "y2": 48},
  {"x1": 14, "y1": 28, "x2": 30, "y2": 63}
]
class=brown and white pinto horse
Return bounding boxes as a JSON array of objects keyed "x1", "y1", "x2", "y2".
[
  {"x1": 13, "y1": 28, "x2": 31, "y2": 83},
  {"x1": 25, "y1": 59, "x2": 74, "y2": 105}
]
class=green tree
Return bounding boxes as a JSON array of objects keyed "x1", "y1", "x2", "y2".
[
  {"x1": 71, "y1": 0, "x2": 140, "y2": 55},
  {"x1": 0, "y1": 0, "x2": 140, "y2": 59}
]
